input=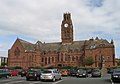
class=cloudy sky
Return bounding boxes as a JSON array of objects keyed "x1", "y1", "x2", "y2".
[{"x1": 0, "y1": 0, "x2": 120, "y2": 58}]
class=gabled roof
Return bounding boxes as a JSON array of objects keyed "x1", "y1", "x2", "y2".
[
  {"x1": 18, "y1": 38, "x2": 35, "y2": 52},
  {"x1": 85, "y1": 39, "x2": 113, "y2": 49}
]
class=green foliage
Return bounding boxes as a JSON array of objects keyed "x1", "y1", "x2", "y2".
[
  {"x1": 45, "y1": 66, "x2": 55, "y2": 69},
  {"x1": 1, "y1": 62, "x2": 7, "y2": 66},
  {"x1": 117, "y1": 60, "x2": 120, "y2": 66},
  {"x1": 61, "y1": 66, "x2": 73, "y2": 69},
  {"x1": 83, "y1": 56, "x2": 94, "y2": 66},
  {"x1": 14, "y1": 66, "x2": 22, "y2": 69}
]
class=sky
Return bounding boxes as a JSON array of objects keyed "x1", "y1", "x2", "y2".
[{"x1": 0, "y1": 0, "x2": 120, "y2": 58}]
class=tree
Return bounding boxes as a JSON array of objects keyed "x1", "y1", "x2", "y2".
[
  {"x1": 117, "y1": 59, "x2": 120, "y2": 66},
  {"x1": 1, "y1": 62, "x2": 7, "y2": 67},
  {"x1": 83, "y1": 56, "x2": 94, "y2": 66}
]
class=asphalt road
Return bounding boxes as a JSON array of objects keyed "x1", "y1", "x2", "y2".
[{"x1": 0, "y1": 74, "x2": 119, "y2": 84}]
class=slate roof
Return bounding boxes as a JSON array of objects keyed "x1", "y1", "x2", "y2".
[
  {"x1": 17, "y1": 37, "x2": 113, "y2": 52},
  {"x1": 85, "y1": 38, "x2": 113, "y2": 49},
  {"x1": 18, "y1": 39, "x2": 35, "y2": 52}
]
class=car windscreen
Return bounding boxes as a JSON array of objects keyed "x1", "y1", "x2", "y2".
[
  {"x1": 42, "y1": 71, "x2": 52, "y2": 73},
  {"x1": 93, "y1": 70, "x2": 100, "y2": 72},
  {"x1": 114, "y1": 70, "x2": 120, "y2": 73},
  {"x1": 28, "y1": 70, "x2": 37, "y2": 73}
]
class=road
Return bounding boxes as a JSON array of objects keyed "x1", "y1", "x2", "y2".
[{"x1": 0, "y1": 74, "x2": 119, "y2": 84}]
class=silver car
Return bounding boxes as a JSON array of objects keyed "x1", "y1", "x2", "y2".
[{"x1": 40, "y1": 69, "x2": 62, "y2": 82}]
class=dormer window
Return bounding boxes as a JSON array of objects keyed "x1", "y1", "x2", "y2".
[{"x1": 99, "y1": 44, "x2": 105, "y2": 47}]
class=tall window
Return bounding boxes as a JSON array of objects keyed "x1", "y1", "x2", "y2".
[
  {"x1": 52, "y1": 57, "x2": 54, "y2": 62},
  {"x1": 45, "y1": 58, "x2": 47, "y2": 64},
  {"x1": 72, "y1": 56, "x2": 75, "y2": 61},
  {"x1": 48, "y1": 57, "x2": 50, "y2": 64},
  {"x1": 42, "y1": 58, "x2": 44, "y2": 62},
  {"x1": 76, "y1": 56, "x2": 78, "y2": 61},
  {"x1": 14, "y1": 47, "x2": 20, "y2": 56}
]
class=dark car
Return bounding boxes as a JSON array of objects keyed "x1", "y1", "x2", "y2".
[
  {"x1": 0, "y1": 69, "x2": 9, "y2": 78},
  {"x1": 69, "y1": 69, "x2": 78, "y2": 76},
  {"x1": 91, "y1": 69, "x2": 101, "y2": 77},
  {"x1": 26, "y1": 69, "x2": 42, "y2": 81},
  {"x1": 21, "y1": 69, "x2": 28, "y2": 77},
  {"x1": 76, "y1": 69, "x2": 88, "y2": 78},
  {"x1": 86, "y1": 68, "x2": 93, "y2": 74},
  {"x1": 107, "y1": 68, "x2": 114, "y2": 74},
  {"x1": 111, "y1": 68, "x2": 120, "y2": 83}
]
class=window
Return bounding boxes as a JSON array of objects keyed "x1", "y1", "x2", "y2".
[
  {"x1": 52, "y1": 57, "x2": 54, "y2": 62},
  {"x1": 48, "y1": 57, "x2": 50, "y2": 64},
  {"x1": 68, "y1": 55, "x2": 70, "y2": 61},
  {"x1": 107, "y1": 56, "x2": 110, "y2": 61},
  {"x1": 42, "y1": 58, "x2": 44, "y2": 62},
  {"x1": 76, "y1": 56, "x2": 78, "y2": 61},
  {"x1": 45, "y1": 58, "x2": 47, "y2": 64},
  {"x1": 72, "y1": 56, "x2": 75, "y2": 61}
]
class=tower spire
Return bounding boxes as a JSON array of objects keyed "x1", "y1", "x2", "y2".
[{"x1": 61, "y1": 12, "x2": 73, "y2": 45}]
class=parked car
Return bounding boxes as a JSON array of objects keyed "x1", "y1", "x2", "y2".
[
  {"x1": 76, "y1": 69, "x2": 88, "y2": 78},
  {"x1": 0, "y1": 69, "x2": 9, "y2": 78},
  {"x1": 60, "y1": 69, "x2": 69, "y2": 76},
  {"x1": 91, "y1": 69, "x2": 101, "y2": 77},
  {"x1": 111, "y1": 68, "x2": 120, "y2": 83},
  {"x1": 21, "y1": 69, "x2": 29, "y2": 77},
  {"x1": 69, "y1": 69, "x2": 78, "y2": 76},
  {"x1": 107, "y1": 68, "x2": 114, "y2": 74},
  {"x1": 86, "y1": 68, "x2": 93, "y2": 74},
  {"x1": 40, "y1": 69, "x2": 62, "y2": 82},
  {"x1": 9, "y1": 69, "x2": 18, "y2": 76},
  {"x1": 26, "y1": 69, "x2": 43, "y2": 81}
]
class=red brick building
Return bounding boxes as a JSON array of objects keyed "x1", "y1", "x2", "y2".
[{"x1": 8, "y1": 13, "x2": 115, "y2": 69}]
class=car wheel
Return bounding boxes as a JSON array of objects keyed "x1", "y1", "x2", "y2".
[
  {"x1": 59, "y1": 76, "x2": 62, "y2": 80},
  {"x1": 6, "y1": 75, "x2": 9, "y2": 78},
  {"x1": 36, "y1": 76, "x2": 40, "y2": 81},
  {"x1": 52, "y1": 77, "x2": 56, "y2": 82},
  {"x1": 26, "y1": 78, "x2": 29, "y2": 81}
]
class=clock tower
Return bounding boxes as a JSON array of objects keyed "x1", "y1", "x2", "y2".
[{"x1": 61, "y1": 13, "x2": 73, "y2": 44}]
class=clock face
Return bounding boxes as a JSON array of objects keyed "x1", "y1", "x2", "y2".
[{"x1": 64, "y1": 23, "x2": 68, "y2": 27}]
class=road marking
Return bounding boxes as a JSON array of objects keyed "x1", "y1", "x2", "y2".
[
  {"x1": 52, "y1": 80, "x2": 63, "y2": 84},
  {"x1": 111, "y1": 79, "x2": 114, "y2": 84},
  {"x1": 0, "y1": 78, "x2": 17, "y2": 82},
  {"x1": 29, "y1": 81, "x2": 41, "y2": 84},
  {"x1": 5, "y1": 81, "x2": 23, "y2": 84}
]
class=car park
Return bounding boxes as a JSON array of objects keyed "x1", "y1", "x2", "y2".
[
  {"x1": 26, "y1": 69, "x2": 42, "y2": 81},
  {"x1": 40, "y1": 69, "x2": 62, "y2": 82},
  {"x1": 111, "y1": 68, "x2": 120, "y2": 82},
  {"x1": 91, "y1": 69, "x2": 101, "y2": 77},
  {"x1": 76, "y1": 69, "x2": 88, "y2": 78}
]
